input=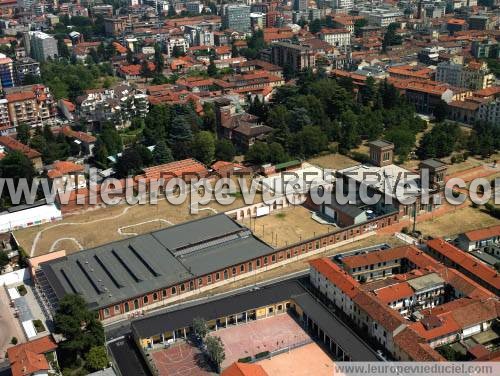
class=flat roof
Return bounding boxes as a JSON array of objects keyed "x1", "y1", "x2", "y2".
[
  {"x1": 291, "y1": 292, "x2": 379, "y2": 361},
  {"x1": 41, "y1": 214, "x2": 274, "y2": 309},
  {"x1": 131, "y1": 280, "x2": 305, "y2": 338}
]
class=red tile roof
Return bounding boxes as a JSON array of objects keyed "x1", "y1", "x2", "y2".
[
  {"x1": 374, "y1": 281, "x2": 414, "y2": 303},
  {"x1": 7, "y1": 336, "x2": 57, "y2": 376},
  {"x1": 62, "y1": 126, "x2": 96, "y2": 143},
  {"x1": 5, "y1": 91, "x2": 35, "y2": 102},
  {"x1": 136, "y1": 158, "x2": 208, "y2": 182},
  {"x1": 393, "y1": 327, "x2": 445, "y2": 361},
  {"x1": 47, "y1": 161, "x2": 84, "y2": 178},
  {"x1": 427, "y1": 239, "x2": 500, "y2": 291},
  {"x1": 0, "y1": 136, "x2": 41, "y2": 159},
  {"x1": 463, "y1": 224, "x2": 500, "y2": 242},
  {"x1": 309, "y1": 257, "x2": 359, "y2": 298},
  {"x1": 222, "y1": 362, "x2": 268, "y2": 376},
  {"x1": 353, "y1": 290, "x2": 406, "y2": 332},
  {"x1": 113, "y1": 42, "x2": 127, "y2": 54}
]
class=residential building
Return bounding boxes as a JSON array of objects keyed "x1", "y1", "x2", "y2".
[
  {"x1": 222, "y1": 4, "x2": 251, "y2": 33},
  {"x1": 0, "y1": 54, "x2": 14, "y2": 89},
  {"x1": 270, "y1": 41, "x2": 316, "y2": 73},
  {"x1": 358, "y1": 8, "x2": 403, "y2": 27},
  {"x1": 318, "y1": 28, "x2": 351, "y2": 49},
  {"x1": 471, "y1": 40, "x2": 499, "y2": 59},
  {"x1": 427, "y1": 239, "x2": 500, "y2": 295},
  {"x1": 46, "y1": 161, "x2": 86, "y2": 191},
  {"x1": 165, "y1": 35, "x2": 189, "y2": 58},
  {"x1": 4, "y1": 84, "x2": 57, "y2": 129},
  {"x1": 186, "y1": 1, "x2": 202, "y2": 14},
  {"x1": 456, "y1": 225, "x2": 500, "y2": 252},
  {"x1": 62, "y1": 126, "x2": 97, "y2": 156},
  {"x1": 468, "y1": 15, "x2": 493, "y2": 31},
  {"x1": 27, "y1": 31, "x2": 58, "y2": 62},
  {"x1": 7, "y1": 335, "x2": 59, "y2": 376},
  {"x1": 0, "y1": 135, "x2": 43, "y2": 170},
  {"x1": 436, "y1": 60, "x2": 495, "y2": 90},
  {"x1": 13, "y1": 57, "x2": 41, "y2": 86},
  {"x1": 477, "y1": 97, "x2": 500, "y2": 126},
  {"x1": 0, "y1": 99, "x2": 10, "y2": 133},
  {"x1": 332, "y1": 0, "x2": 354, "y2": 10},
  {"x1": 76, "y1": 84, "x2": 149, "y2": 128},
  {"x1": 215, "y1": 98, "x2": 273, "y2": 150},
  {"x1": 293, "y1": 0, "x2": 307, "y2": 11}
]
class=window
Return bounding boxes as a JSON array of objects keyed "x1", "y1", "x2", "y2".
[
  {"x1": 180, "y1": 284, "x2": 185, "y2": 292},
  {"x1": 134, "y1": 299, "x2": 139, "y2": 310},
  {"x1": 162, "y1": 289, "x2": 167, "y2": 298},
  {"x1": 114, "y1": 305, "x2": 120, "y2": 314},
  {"x1": 171, "y1": 286, "x2": 177, "y2": 295},
  {"x1": 215, "y1": 272, "x2": 220, "y2": 281},
  {"x1": 232, "y1": 267, "x2": 237, "y2": 275},
  {"x1": 256, "y1": 259, "x2": 261, "y2": 267},
  {"x1": 264, "y1": 257, "x2": 268, "y2": 265},
  {"x1": 207, "y1": 275, "x2": 212, "y2": 284},
  {"x1": 224, "y1": 270, "x2": 228, "y2": 279},
  {"x1": 240, "y1": 264, "x2": 245, "y2": 272},
  {"x1": 153, "y1": 292, "x2": 158, "y2": 301},
  {"x1": 277, "y1": 304, "x2": 283, "y2": 311},
  {"x1": 198, "y1": 278, "x2": 203, "y2": 286},
  {"x1": 104, "y1": 308, "x2": 110, "y2": 317},
  {"x1": 268, "y1": 307, "x2": 274, "y2": 314},
  {"x1": 143, "y1": 296, "x2": 149, "y2": 304},
  {"x1": 189, "y1": 281, "x2": 194, "y2": 290},
  {"x1": 125, "y1": 302, "x2": 130, "y2": 312},
  {"x1": 271, "y1": 255, "x2": 276, "y2": 262}
]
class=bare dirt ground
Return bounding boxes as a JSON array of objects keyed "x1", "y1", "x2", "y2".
[
  {"x1": 15, "y1": 196, "x2": 254, "y2": 257},
  {"x1": 0, "y1": 287, "x2": 26, "y2": 360},
  {"x1": 307, "y1": 153, "x2": 359, "y2": 170},
  {"x1": 239, "y1": 206, "x2": 335, "y2": 248},
  {"x1": 414, "y1": 206, "x2": 499, "y2": 239}
]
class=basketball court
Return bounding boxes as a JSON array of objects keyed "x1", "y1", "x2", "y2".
[{"x1": 150, "y1": 341, "x2": 213, "y2": 376}]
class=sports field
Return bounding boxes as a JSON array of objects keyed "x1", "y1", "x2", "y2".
[
  {"x1": 150, "y1": 341, "x2": 213, "y2": 376},
  {"x1": 212, "y1": 313, "x2": 312, "y2": 370}
]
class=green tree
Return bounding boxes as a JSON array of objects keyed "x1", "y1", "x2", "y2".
[
  {"x1": 154, "y1": 43, "x2": 164, "y2": 73},
  {"x1": 192, "y1": 317, "x2": 209, "y2": 340},
  {"x1": 268, "y1": 142, "x2": 288, "y2": 164},
  {"x1": 382, "y1": 23, "x2": 402, "y2": 52},
  {"x1": 206, "y1": 336, "x2": 225, "y2": 372},
  {"x1": 215, "y1": 139, "x2": 236, "y2": 161},
  {"x1": 85, "y1": 346, "x2": 108, "y2": 372},
  {"x1": 115, "y1": 147, "x2": 143, "y2": 177},
  {"x1": 0, "y1": 251, "x2": 9, "y2": 269},
  {"x1": 54, "y1": 295, "x2": 105, "y2": 360},
  {"x1": 309, "y1": 19, "x2": 322, "y2": 34},
  {"x1": 0, "y1": 151, "x2": 36, "y2": 182},
  {"x1": 192, "y1": 131, "x2": 215, "y2": 165},
  {"x1": 153, "y1": 140, "x2": 173, "y2": 164},
  {"x1": 16, "y1": 123, "x2": 30, "y2": 145},
  {"x1": 433, "y1": 100, "x2": 448, "y2": 122},
  {"x1": 245, "y1": 142, "x2": 269, "y2": 164},
  {"x1": 207, "y1": 59, "x2": 218, "y2": 77}
]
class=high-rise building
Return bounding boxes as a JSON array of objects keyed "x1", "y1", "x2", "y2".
[
  {"x1": 28, "y1": 31, "x2": 58, "y2": 62},
  {"x1": 0, "y1": 54, "x2": 14, "y2": 89},
  {"x1": 14, "y1": 57, "x2": 41, "y2": 86},
  {"x1": 222, "y1": 4, "x2": 251, "y2": 33},
  {"x1": 436, "y1": 60, "x2": 495, "y2": 90},
  {"x1": 293, "y1": 0, "x2": 307, "y2": 11}
]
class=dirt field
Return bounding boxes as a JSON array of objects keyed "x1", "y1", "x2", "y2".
[
  {"x1": 258, "y1": 342, "x2": 334, "y2": 376},
  {"x1": 15, "y1": 196, "x2": 253, "y2": 257},
  {"x1": 212, "y1": 314, "x2": 311, "y2": 370},
  {"x1": 239, "y1": 206, "x2": 334, "y2": 247},
  {"x1": 415, "y1": 205, "x2": 499, "y2": 238},
  {"x1": 308, "y1": 153, "x2": 359, "y2": 170}
]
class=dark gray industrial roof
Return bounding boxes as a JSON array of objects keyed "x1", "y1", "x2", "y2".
[
  {"x1": 41, "y1": 214, "x2": 274, "y2": 309},
  {"x1": 420, "y1": 158, "x2": 446, "y2": 169},
  {"x1": 328, "y1": 197, "x2": 365, "y2": 219},
  {"x1": 131, "y1": 280, "x2": 306, "y2": 338},
  {"x1": 368, "y1": 140, "x2": 393, "y2": 149},
  {"x1": 291, "y1": 292, "x2": 379, "y2": 361}
]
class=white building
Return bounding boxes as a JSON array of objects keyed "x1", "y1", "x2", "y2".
[
  {"x1": 165, "y1": 35, "x2": 189, "y2": 58},
  {"x1": 318, "y1": 28, "x2": 351, "y2": 49},
  {"x1": 359, "y1": 8, "x2": 403, "y2": 27}
]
